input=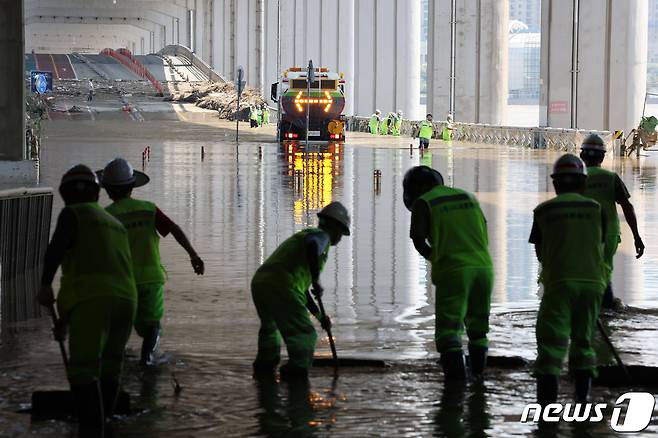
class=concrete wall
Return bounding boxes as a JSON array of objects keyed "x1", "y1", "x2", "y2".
[
  {"x1": 540, "y1": 0, "x2": 648, "y2": 133},
  {"x1": 427, "y1": 0, "x2": 508, "y2": 124}
]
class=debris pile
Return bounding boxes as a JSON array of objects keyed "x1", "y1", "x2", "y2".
[{"x1": 167, "y1": 82, "x2": 266, "y2": 120}]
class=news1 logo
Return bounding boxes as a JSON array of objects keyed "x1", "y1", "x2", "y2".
[{"x1": 520, "y1": 392, "x2": 656, "y2": 432}]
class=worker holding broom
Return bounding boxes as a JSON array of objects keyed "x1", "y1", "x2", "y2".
[
  {"x1": 403, "y1": 166, "x2": 494, "y2": 383},
  {"x1": 579, "y1": 134, "x2": 645, "y2": 310},
  {"x1": 251, "y1": 202, "x2": 350, "y2": 379},
  {"x1": 529, "y1": 154, "x2": 608, "y2": 405},
  {"x1": 38, "y1": 164, "x2": 137, "y2": 436},
  {"x1": 97, "y1": 158, "x2": 205, "y2": 366}
]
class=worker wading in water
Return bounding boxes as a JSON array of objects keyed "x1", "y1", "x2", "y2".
[
  {"x1": 580, "y1": 134, "x2": 645, "y2": 310},
  {"x1": 251, "y1": 202, "x2": 350, "y2": 379},
  {"x1": 403, "y1": 166, "x2": 494, "y2": 383},
  {"x1": 98, "y1": 158, "x2": 205, "y2": 366},
  {"x1": 529, "y1": 154, "x2": 608, "y2": 405},
  {"x1": 418, "y1": 114, "x2": 434, "y2": 149},
  {"x1": 38, "y1": 165, "x2": 138, "y2": 437}
]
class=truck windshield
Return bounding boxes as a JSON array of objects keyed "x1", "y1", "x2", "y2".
[{"x1": 290, "y1": 79, "x2": 337, "y2": 90}]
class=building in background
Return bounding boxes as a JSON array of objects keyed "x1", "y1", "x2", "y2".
[
  {"x1": 508, "y1": 31, "x2": 540, "y2": 104},
  {"x1": 509, "y1": 0, "x2": 540, "y2": 31}
]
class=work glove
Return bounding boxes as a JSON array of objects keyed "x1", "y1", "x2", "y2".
[
  {"x1": 320, "y1": 314, "x2": 332, "y2": 331},
  {"x1": 311, "y1": 283, "x2": 324, "y2": 299},
  {"x1": 635, "y1": 237, "x2": 645, "y2": 259},
  {"x1": 37, "y1": 285, "x2": 55, "y2": 307},
  {"x1": 191, "y1": 256, "x2": 205, "y2": 275}
]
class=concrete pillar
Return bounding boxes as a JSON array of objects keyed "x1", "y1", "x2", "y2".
[
  {"x1": 540, "y1": 0, "x2": 647, "y2": 133},
  {"x1": 427, "y1": 0, "x2": 508, "y2": 124}
]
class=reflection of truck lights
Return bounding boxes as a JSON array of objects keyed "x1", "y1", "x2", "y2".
[
  {"x1": 286, "y1": 133, "x2": 299, "y2": 139},
  {"x1": 329, "y1": 134, "x2": 341, "y2": 139}
]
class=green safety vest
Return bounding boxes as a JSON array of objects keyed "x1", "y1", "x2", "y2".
[
  {"x1": 106, "y1": 198, "x2": 166, "y2": 285},
  {"x1": 380, "y1": 117, "x2": 389, "y2": 135},
  {"x1": 254, "y1": 228, "x2": 330, "y2": 299},
  {"x1": 58, "y1": 203, "x2": 137, "y2": 315},
  {"x1": 419, "y1": 121, "x2": 433, "y2": 140},
  {"x1": 263, "y1": 109, "x2": 270, "y2": 124},
  {"x1": 584, "y1": 167, "x2": 620, "y2": 242},
  {"x1": 533, "y1": 193, "x2": 606, "y2": 285},
  {"x1": 393, "y1": 118, "x2": 402, "y2": 135},
  {"x1": 250, "y1": 108, "x2": 258, "y2": 121},
  {"x1": 417, "y1": 186, "x2": 492, "y2": 281},
  {"x1": 369, "y1": 115, "x2": 380, "y2": 134}
]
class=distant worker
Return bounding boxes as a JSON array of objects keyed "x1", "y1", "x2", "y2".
[
  {"x1": 98, "y1": 158, "x2": 205, "y2": 366},
  {"x1": 262, "y1": 105, "x2": 270, "y2": 126},
  {"x1": 250, "y1": 105, "x2": 259, "y2": 128},
  {"x1": 379, "y1": 113, "x2": 391, "y2": 135},
  {"x1": 418, "y1": 114, "x2": 434, "y2": 149},
  {"x1": 257, "y1": 105, "x2": 264, "y2": 127},
  {"x1": 392, "y1": 110, "x2": 403, "y2": 136},
  {"x1": 580, "y1": 134, "x2": 644, "y2": 309},
  {"x1": 403, "y1": 166, "x2": 493, "y2": 383},
  {"x1": 442, "y1": 113, "x2": 454, "y2": 141},
  {"x1": 529, "y1": 154, "x2": 607, "y2": 406},
  {"x1": 369, "y1": 110, "x2": 382, "y2": 135},
  {"x1": 251, "y1": 202, "x2": 350, "y2": 379},
  {"x1": 38, "y1": 165, "x2": 137, "y2": 436},
  {"x1": 87, "y1": 79, "x2": 94, "y2": 102}
]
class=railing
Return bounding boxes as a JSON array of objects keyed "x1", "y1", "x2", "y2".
[
  {"x1": 100, "y1": 48, "x2": 164, "y2": 95},
  {"x1": 346, "y1": 116, "x2": 616, "y2": 152},
  {"x1": 0, "y1": 188, "x2": 53, "y2": 329},
  {"x1": 158, "y1": 45, "x2": 226, "y2": 83}
]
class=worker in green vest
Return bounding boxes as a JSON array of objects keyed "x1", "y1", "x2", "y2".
[
  {"x1": 257, "y1": 105, "x2": 264, "y2": 127},
  {"x1": 418, "y1": 114, "x2": 434, "y2": 149},
  {"x1": 529, "y1": 154, "x2": 608, "y2": 405},
  {"x1": 251, "y1": 202, "x2": 350, "y2": 379},
  {"x1": 98, "y1": 158, "x2": 205, "y2": 366},
  {"x1": 38, "y1": 164, "x2": 138, "y2": 436},
  {"x1": 392, "y1": 110, "x2": 403, "y2": 136},
  {"x1": 369, "y1": 110, "x2": 382, "y2": 135},
  {"x1": 379, "y1": 113, "x2": 390, "y2": 135},
  {"x1": 403, "y1": 166, "x2": 494, "y2": 383},
  {"x1": 262, "y1": 105, "x2": 270, "y2": 126},
  {"x1": 250, "y1": 105, "x2": 259, "y2": 128},
  {"x1": 580, "y1": 134, "x2": 645, "y2": 310},
  {"x1": 442, "y1": 113, "x2": 454, "y2": 141}
]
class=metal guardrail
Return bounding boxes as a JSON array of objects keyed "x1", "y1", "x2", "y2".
[
  {"x1": 159, "y1": 45, "x2": 226, "y2": 83},
  {"x1": 346, "y1": 116, "x2": 615, "y2": 152},
  {"x1": 0, "y1": 188, "x2": 53, "y2": 328}
]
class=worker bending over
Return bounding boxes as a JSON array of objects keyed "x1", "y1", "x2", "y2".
[
  {"x1": 529, "y1": 154, "x2": 607, "y2": 405},
  {"x1": 38, "y1": 165, "x2": 137, "y2": 436},
  {"x1": 251, "y1": 202, "x2": 350, "y2": 379},
  {"x1": 580, "y1": 134, "x2": 645, "y2": 310},
  {"x1": 98, "y1": 158, "x2": 205, "y2": 366},
  {"x1": 392, "y1": 110, "x2": 403, "y2": 136},
  {"x1": 418, "y1": 114, "x2": 434, "y2": 149},
  {"x1": 403, "y1": 166, "x2": 494, "y2": 383},
  {"x1": 369, "y1": 110, "x2": 382, "y2": 135}
]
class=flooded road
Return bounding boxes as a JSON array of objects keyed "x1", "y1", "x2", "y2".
[{"x1": 1, "y1": 120, "x2": 657, "y2": 436}]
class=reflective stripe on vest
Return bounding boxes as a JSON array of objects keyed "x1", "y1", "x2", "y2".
[
  {"x1": 254, "y1": 228, "x2": 329, "y2": 298},
  {"x1": 106, "y1": 198, "x2": 166, "y2": 285},
  {"x1": 419, "y1": 121, "x2": 433, "y2": 139},
  {"x1": 58, "y1": 203, "x2": 137, "y2": 315},
  {"x1": 584, "y1": 167, "x2": 620, "y2": 240},
  {"x1": 418, "y1": 186, "x2": 493, "y2": 281},
  {"x1": 533, "y1": 193, "x2": 606, "y2": 285}
]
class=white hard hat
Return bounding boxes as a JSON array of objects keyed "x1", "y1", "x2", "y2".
[
  {"x1": 397, "y1": 110, "x2": 403, "y2": 116},
  {"x1": 317, "y1": 201, "x2": 351, "y2": 236},
  {"x1": 97, "y1": 157, "x2": 150, "y2": 187},
  {"x1": 581, "y1": 134, "x2": 606, "y2": 152},
  {"x1": 551, "y1": 154, "x2": 588, "y2": 178},
  {"x1": 447, "y1": 113, "x2": 453, "y2": 120},
  {"x1": 375, "y1": 109, "x2": 381, "y2": 114}
]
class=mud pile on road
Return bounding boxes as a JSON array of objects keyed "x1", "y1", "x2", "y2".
[
  {"x1": 43, "y1": 79, "x2": 160, "y2": 98},
  {"x1": 166, "y1": 82, "x2": 266, "y2": 119}
]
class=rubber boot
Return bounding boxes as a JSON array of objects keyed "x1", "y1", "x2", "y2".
[
  {"x1": 140, "y1": 326, "x2": 161, "y2": 366},
  {"x1": 279, "y1": 363, "x2": 308, "y2": 381},
  {"x1": 573, "y1": 370, "x2": 591, "y2": 404},
  {"x1": 601, "y1": 283, "x2": 615, "y2": 309},
  {"x1": 536, "y1": 374, "x2": 559, "y2": 407},
  {"x1": 440, "y1": 351, "x2": 468, "y2": 382},
  {"x1": 71, "y1": 382, "x2": 104, "y2": 438},
  {"x1": 468, "y1": 346, "x2": 488, "y2": 381},
  {"x1": 252, "y1": 359, "x2": 279, "y2": 378},
  {"x1": 101, "y1": 379, "x2": 120, "y2": 418}
]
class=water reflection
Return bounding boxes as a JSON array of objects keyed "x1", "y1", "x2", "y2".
[{"x1": 434, "y1": 383, "x2": 491, "y2": 438}]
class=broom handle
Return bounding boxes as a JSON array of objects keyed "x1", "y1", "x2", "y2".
[
  {"x1": 597, "y1": 318, "x2": 630, "y2": 383},
  {"x1": 48, "y1": 304, "x2": 69, "y2": 369},
  {"x1": 315, "y1": 295, "x2": 338, "y2": 366}
]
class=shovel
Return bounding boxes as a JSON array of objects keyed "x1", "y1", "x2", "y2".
[
  {"x1": 30, "y1": 305, "x2": 131, "y2": 417},
  {"x1": 596, "y1": 318, "x2": 632, "y2": 384},
  {"x1": 313, "y1": 291, "x2": 338, "y2": 369}
]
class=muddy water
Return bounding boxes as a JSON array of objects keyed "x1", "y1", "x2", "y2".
[{"x1": 1, "y1": 124, "x2": 657, "y2": 436}]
